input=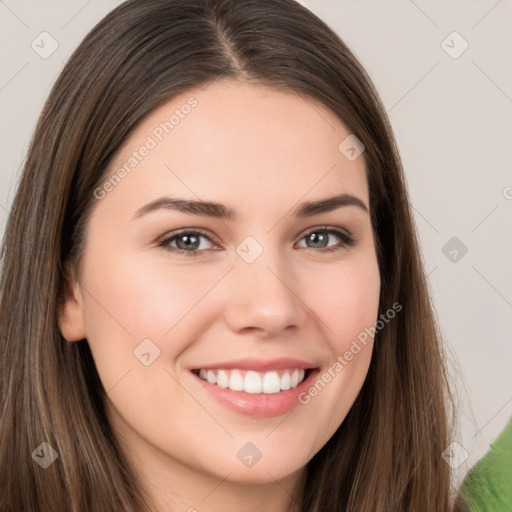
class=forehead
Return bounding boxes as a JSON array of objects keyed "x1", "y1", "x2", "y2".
[{"x1": 102, "y1": 79, "x2": 369, "y2": 218}]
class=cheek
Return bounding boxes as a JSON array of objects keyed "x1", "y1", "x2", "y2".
[
  {"x1": 82, "y1": 245, "x2": 218, "y2": 342},
  {"x1": 295, "y1": 257, "x2": 380, "y2": 443},
  {"x1": 305, "y1": 257, "x2": 381, "y2": 348},
  {"x1": 79, "y1": 249, "x2": 214, "y2": 447}
]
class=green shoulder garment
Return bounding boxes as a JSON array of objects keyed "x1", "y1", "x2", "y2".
[{"x1": 460, "y1": 417, "x2": 512, "y2": 511}]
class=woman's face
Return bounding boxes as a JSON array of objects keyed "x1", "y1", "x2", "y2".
[{"x1": 60, "y1": 80, "x2": 380, "y2": 487}]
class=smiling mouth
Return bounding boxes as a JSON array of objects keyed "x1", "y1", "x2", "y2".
[{"x1": 191, "y1": 368, "x2": 314, "y2": 394}]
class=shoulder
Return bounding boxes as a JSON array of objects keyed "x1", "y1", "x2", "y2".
[{"x1": 460, "y1": 417, "x2": 512, "y2": 510}]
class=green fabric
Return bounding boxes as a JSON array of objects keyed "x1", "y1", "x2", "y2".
[{"x1": 461, "y1": 417, "x2": 512, "y2": 511}]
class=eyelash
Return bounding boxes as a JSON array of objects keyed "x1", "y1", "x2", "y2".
[{"x1": 158, "y1": 226, "x2": 355, "y2": 258}]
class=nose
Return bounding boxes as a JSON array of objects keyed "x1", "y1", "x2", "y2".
[{"x1": 223, "y1": 247, "x2": 308, "y2": 338}]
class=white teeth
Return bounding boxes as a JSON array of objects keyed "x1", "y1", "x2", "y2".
[
  {"x1": 262, "y1": 371, "x2": 281, "y2": 394},
  {"x1": 228, "y1": 370, "x2": 245, "y2": 391},
  {"x1": 280, "y1": 372, "x2": 291, "y2": 390},
  {"x1": 196, "y1": 368, "x2": 309, "y2": 393},
  {"x1": 244, "y1": 371, "x2": 262, "y2": 394},
  {"x1": 217, "y1": 370, "x2": 229, "y2": 389}
]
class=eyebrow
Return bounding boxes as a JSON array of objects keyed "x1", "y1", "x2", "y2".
[{"x1": 133, "y1": 193, "x2": 369, "y2": 221}]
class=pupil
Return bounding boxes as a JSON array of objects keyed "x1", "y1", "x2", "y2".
[
  {"x1": 177, "y1": 234, "x2": 199, "y2": 250},
  {"x1": 308, "y1": 232, "x2": 327, "y2": 248}
]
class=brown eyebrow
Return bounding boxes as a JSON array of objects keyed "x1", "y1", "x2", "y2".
[{"x1": 133, "y1": 193, "x2": 369, "y2": 221}]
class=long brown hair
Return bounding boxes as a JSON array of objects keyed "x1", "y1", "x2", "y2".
[{"x1": 0, "y1": 0, "x2": 459, "y2": 510}]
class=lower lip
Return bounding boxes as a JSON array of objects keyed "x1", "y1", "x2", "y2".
[{"x1": 191, "y1": 369, "x2": 319, "y2": 417}]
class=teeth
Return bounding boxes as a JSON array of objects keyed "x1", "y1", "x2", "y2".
[
  {"x1": 280, "y1": 372, "x2": 291, "y2": 390},
  {"x1": 228, "y1": 370, "x2": 244, "y2": 391},
  {"x1": 217, "y1": 370, "x2": 229, "y2": 389},
  {"x1": 262, "y1": 372, "x2": 281, "y2": 394},
  {"x1": 291, "y1": 369, "x2": 300, "y2": 388},
  {"x1": 196, "y1": 368, "x2": 307, "y2": 393},
  {"x1": 245, "y1": 371, "x2": 262, "y2": 393}
]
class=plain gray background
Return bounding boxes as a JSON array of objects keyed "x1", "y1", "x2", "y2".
[{"x1": 1, "y1": 0, "x2": 511, "y2": 484}]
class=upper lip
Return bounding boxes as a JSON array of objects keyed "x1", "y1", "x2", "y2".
[{"x1": 191, "y1": 357, "x2": 318, "y2": 372}]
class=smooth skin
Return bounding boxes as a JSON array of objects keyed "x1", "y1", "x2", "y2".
[{"x1": 59, "y1": 80, "x2": 381, "y2": 512}]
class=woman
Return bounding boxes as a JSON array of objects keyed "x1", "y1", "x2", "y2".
[{"x1": 0, "y1": 0, "x2": 461, "y2": 510}]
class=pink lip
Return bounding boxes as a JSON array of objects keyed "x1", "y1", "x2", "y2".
[
  {"x1": 190, "y1": 357, "x2": 317, "y2": 372},
  {"x1": 190, "y1": 365, "x2": 320, "y2": 418}
]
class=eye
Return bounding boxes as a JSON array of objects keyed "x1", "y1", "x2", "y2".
[
  {"x1": 159, "y1": 229, "x2": 219, "y2": 257},
  {"x1": 159, "y1": 226, "x2": 355, "y2": 257},
  {"x1": 296, "y1": 226, "x2": 355, "y2": 252}
]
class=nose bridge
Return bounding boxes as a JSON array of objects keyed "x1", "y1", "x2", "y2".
[{"x1": 224, "y1": 237, "x2": 306, "y2": 336}]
